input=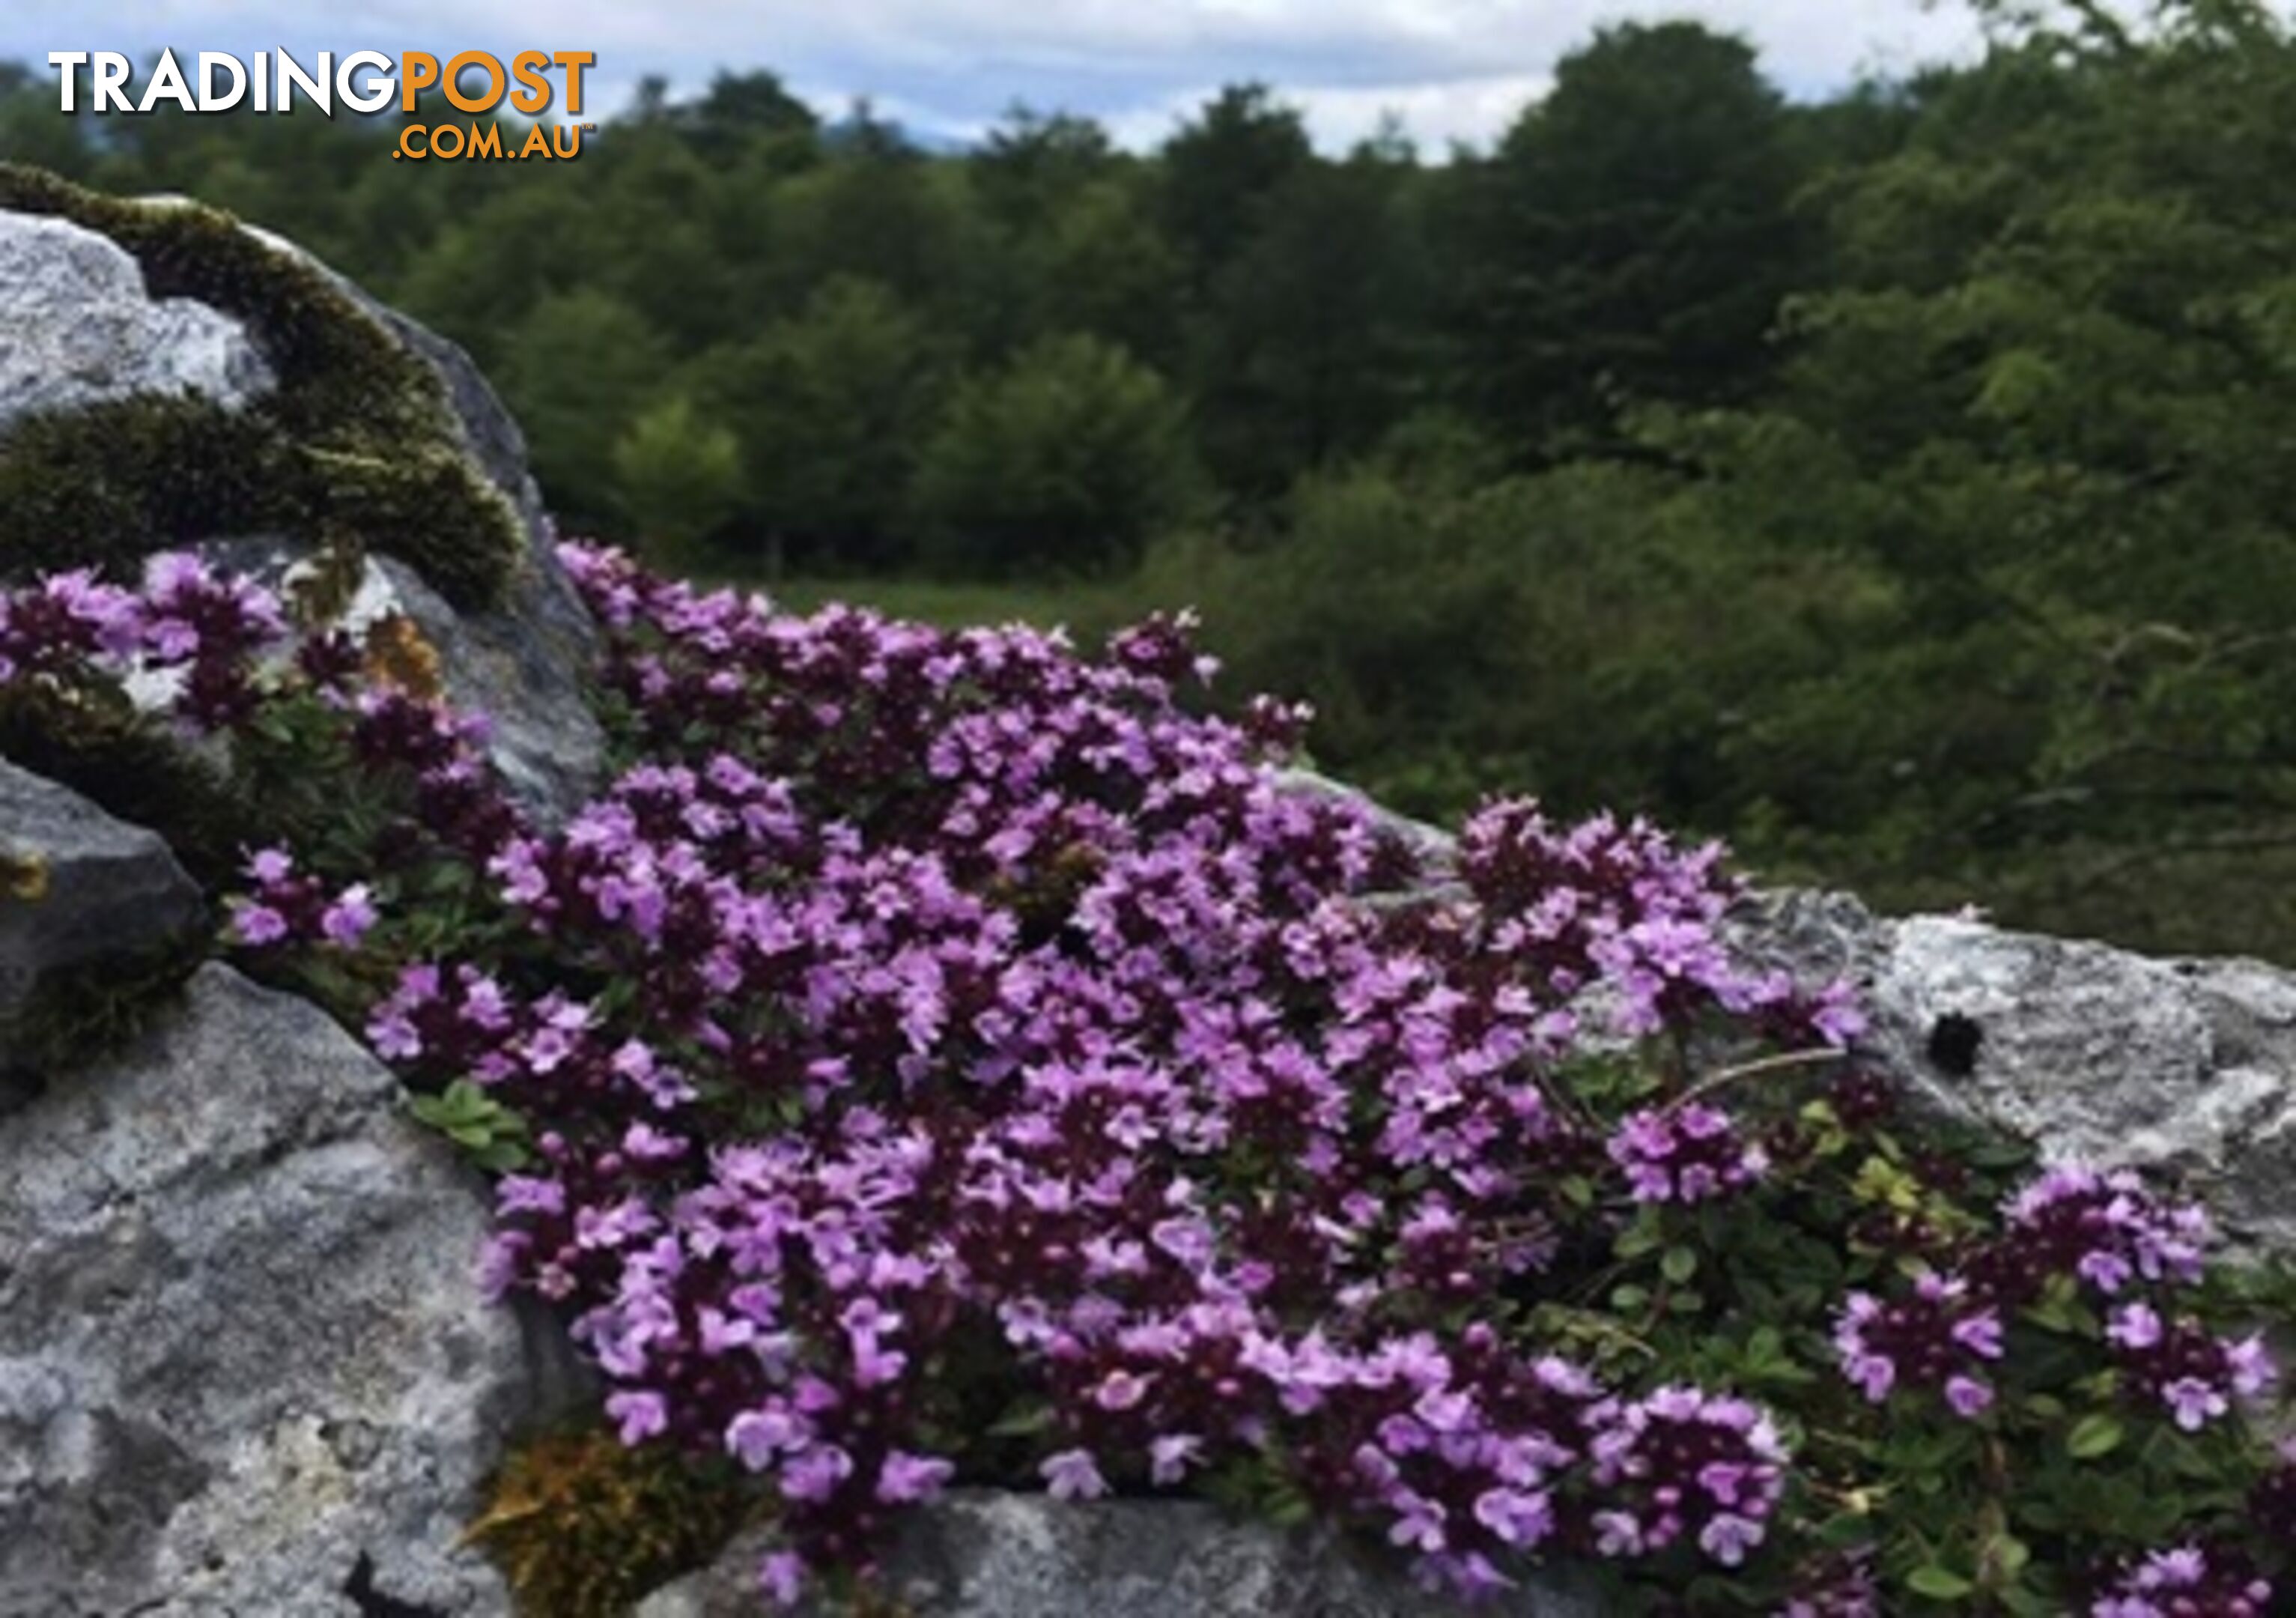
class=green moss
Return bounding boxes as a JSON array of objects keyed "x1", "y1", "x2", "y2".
[
  {"x1": 0, "y1": 396, "x2": 291, "y2": 575},
  {"x1": 304, "y1": 440, "x2": 523, "y2": 609},
  {"x1": 0, "y1": 682, "x2": 250, "y2": 889},
  {"x1": 464, "y1": 1426, "x2": 759, "y2": 1617},
  {"x1": 0, "y1": 164, "x2": 520, "y2": 607},
  {"x1": 0, "y1": 925, "x2": 207, "y2": 1081},
  {"x1": 0, "y1": 694, "x2": 216, "y2": 1079}
]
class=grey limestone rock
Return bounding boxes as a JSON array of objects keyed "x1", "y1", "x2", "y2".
[
  {"x1": 0, "y1": 760, "x2": 204, "y2": 1063},
  {"x1": 0, "y1": 965, "x2": 539, "y2": 1617},
  {"x1": 1734, "y1": 888, "x2": 2296, "y2": 1249},
  {"x1": 223, "y1": 216, "x2": 607, "y2": 824},
  {"x1": 0, "y1": 198, "x2": 606, "y2": 824},
  {"x1": 0, "y1": 211, "x2": 273, "y2": 438},
  {"x1": 635, "y1": 1492, "x2": 1606, "y2": 1618}
]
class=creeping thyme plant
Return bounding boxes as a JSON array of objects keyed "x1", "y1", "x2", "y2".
[{"x1": 10, "y1": 546, "x2": 2296, "y2": 1616}]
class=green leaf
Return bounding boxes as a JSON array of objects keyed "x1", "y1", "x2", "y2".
[
  {"x1": 1983, "y1": 1531, "x2": 2032, "y2": 1578},
  {"x1": 1661, "y1": 1244, "x2": 1699, "y2": 1284},
  {"x1": 1614, "y1": 1213, "x2": 1663, "y2": 1260},
  {"x1": 2067, "y1": 1413, "x2": 2125, "y2": 1460},
  {"x1": 986, "y1": 1402, "x2": 1055, "y2": 1439},
  {"x1": 1907, "y1": 1566, "x2": 1975, "y2": 1602},
  {"x1": 473, "y1": 1139, "x2": 531, "y2": 1172},
  {"x1": 1263, "y1": 1485, "x2": 1314, "y2": 1527}
]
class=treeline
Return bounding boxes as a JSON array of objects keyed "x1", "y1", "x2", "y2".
[
  {"x1": 0, "y1": 30, "x2": 1817, "y2": 572},
  {"x1": 10, "y1": 1, "x2": 2296, "y2": 962}
]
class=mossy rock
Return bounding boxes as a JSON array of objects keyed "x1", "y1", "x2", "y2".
[
  {"x1": 0, "y1": 682, "x2": 249, "y2": 889},
  {"x1": 0, "y1": 164, "x2": 520, "y2": 609}
]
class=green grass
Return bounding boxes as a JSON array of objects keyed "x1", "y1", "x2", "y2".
[
  {"x1": 768, "y1": 573, "x2": 1137, "y2": 632},
  {"x1": 652, "y1": 548, "x2": 1212, "y2": 640}
]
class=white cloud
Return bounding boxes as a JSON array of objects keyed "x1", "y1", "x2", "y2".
[{"x1": 11, "y1": 0, "x2": 1991, "y2": 149}]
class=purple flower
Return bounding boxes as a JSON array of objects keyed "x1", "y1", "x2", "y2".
[
  {"x1": 1832, "y1": 1274, "x2": 2001, "y2": 1418},
  {"x1": 758, "y1": 1549, "x2": 807, "y2": 1608},
  {"x1": 1944, "y1": 1375, "x2": 1994, "y2": 1417},
  {"x1": 1608, "y1": 1103, "x2": 1767, "y2": 1205},
  {"x1": 2090, "y1": 1543, "x2": 2271, "y2": 1618},
  {"x1": 1699, "y1": 1512, "x2": 1764, "y2": 1566},
  {"x1": 781, "y1": 1443, "x2": 855, "y2": 1503},
  {"x1": 1585, "y1": 1385, "x2": 1785, "y2": 1566},
  {"x1": 2107, "y1": 1309, "x2": 2274, "y2": 1432},
  {"x1": 1149, "y1": 1433, "x2": 1203, "y2": 1485},
  {"x1": 875, "y1": 1450, "x2": 956, "y2": 1505},
  {"x1": 605, "y1": 1389, "x2": 667, "y2": 1445},
  {"x1": 1042, "y1": 1448, "x2": 1109, "y2": 1501},
  {"x1": 321, "y1": 884, "x2": 378, "y2": 948},
  {"x1": 231, "y1": 904, "x2": 290, "y2": 947},
  {"x1": 2108, "y1": 1302, "x2": 2164, "y2": 1351},
  {"x1": 1472, "y1": 1487, "x2": 1554, "y2": 1549},
  {"x1": 2162, "y1": 1377, "x2": 2229, "y2": 1432},
  {"x1": 1991, "y1": 1165, "x2": 2210, "y2": 1306},
  {"x1": 1095, "y1": 1369, "x2": 1150, "y2": 1411}
]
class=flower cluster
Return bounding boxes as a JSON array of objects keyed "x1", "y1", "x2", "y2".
[
  {"x1": 1609, "y1": 1103, "x2": 1770, "y2": 1204},
  {"x1": 1987, "y1": 1165, "x2": 2211, "y2": 1303},
  {"x1": 389, "y1": 542, "x2": 1883, "y2": 1605},
  {"x1": 14, "y1": 542, "x2": 2294, "y2": 1614},
  {"x1": 349, "y1": 687, "x2": 520, "y2": 859},
  {"x1": 228, "y1": 847, "x2": 377, "y2": 951},
  {"x1": 1778, "y1": 1550, "x2": 1881, "y2": 1618},
  {"x1": 2104, "y1": 1303, "x2": 2273, "y2": 1433},
  {"x1": 1837, "y1": 1159, "x2": 2265, "y2": 1438},
  {"x1": 1585, "y1": 1385, "x2": 1788, "y2": 1566},
  {"x1": 2089, "y1": 1545, "x2": 2271, "y2": 1618},
  {"x1": 1832, "y1": 1272, "x2": 2005, "y2": 1416},
  {"x1": 0, "y1": 552, "x2": 286, "y2": 728}
]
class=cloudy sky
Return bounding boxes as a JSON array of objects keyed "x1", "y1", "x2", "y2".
[{"x1": 13, "y1": 1, "x2": 1988, "y2": 151}]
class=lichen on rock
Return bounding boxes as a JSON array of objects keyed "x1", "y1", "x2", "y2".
[{"x1": 0, "y1": 965, "x2": 553, "y2": 1616}]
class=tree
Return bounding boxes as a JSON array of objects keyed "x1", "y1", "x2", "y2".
[
  {"x1": 1645, "y1": 0, "x2": 2296, "y2": 954},
  {"x1": 1193, "y1": 152, "x2": 1431, "y2": 492},
  {"x1": 613, "y1": 395, "x2": 745, "y2": 560},
  {"x1": 975, "y1": 106, "x2": 1116, "y2": 234},
  {"x1": 392, "y1": 180, "x2": 598, "y2": 373},
  {"x1": 581, "y1": 127, "x2": 742, "y2": 355},
  {"x1": 684, "y1": 278, "x2": 951, "y2": 571},
  {"x1": 0, "y1": 61, "x2": 92, "y2": 178},
  {"x1": 672, "y1": 69, "x2": 818, "y2": 160},
  {"x1": 762, "y1": 136, "x2": 1000, "y2": 337},
  {"x1": 1019, "y1": 178, "x2": 1185, "y2": 369},
  {"x1": 1459, "y1": 22, "x2": 1810, "y2": 452},
  {"x1": 1158, "y1": 84, "x2": 1312, "y2": 287},
  {"x1": 912, "y1": 335, "x2": 1197, "y2": 576},
  {"x1": 498, "y1": 289, "x2": 672, "y2": 531}
]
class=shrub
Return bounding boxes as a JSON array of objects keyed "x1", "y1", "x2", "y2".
[
  {"x1": 911, "y1": 333, "x2": 1198, "y2": 577},
  {"x1": 613, "y1": 393, "x2": 746, "y2": 565}
]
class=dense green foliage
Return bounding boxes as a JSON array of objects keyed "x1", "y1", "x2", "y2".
[{"x1": 11, "y1": 0, "x2": 2296, "y2": 959}]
